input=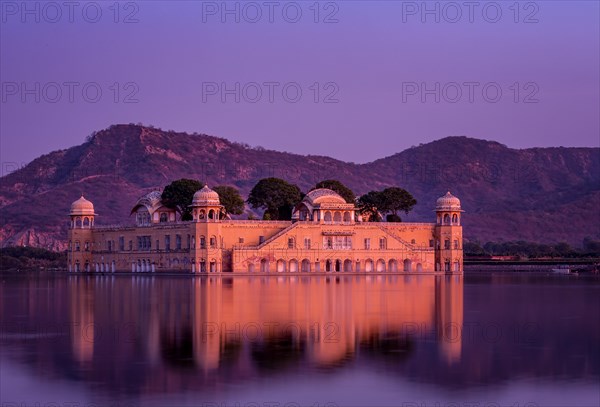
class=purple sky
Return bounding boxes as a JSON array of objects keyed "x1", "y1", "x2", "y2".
[{"x1": 1, "y1": 1, "x2": 599, "y2": 169}]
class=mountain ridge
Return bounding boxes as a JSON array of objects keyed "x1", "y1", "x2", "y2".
[{"x1": 1, "y1": 124, "x2": 598, "y2": 250}]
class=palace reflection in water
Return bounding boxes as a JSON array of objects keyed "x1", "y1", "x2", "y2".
[
  {"x1": 70, "y1": 275, "x2": 462, "y2": 367},
  {"x1": 2, "y1": 273, "x2": 599, "y2": 406}
]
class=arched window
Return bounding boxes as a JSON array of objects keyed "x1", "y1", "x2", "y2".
[
  {"x1": 199, "y1": 210, "x2": 205, "y2": 220},
  {"x1": 209, "y1": 235, "x2": 216, "y2": 248},
  {"x1": 452, "y1": 214, "x2": 458, "y2": 224},
  {"x1": 443, "y1": 214, "x2": 451, "y2": 224},
  {"x1": 453, "y1": 239, "x2": 459, "y2": 249},
  {"x1": 83, "y1": 217, "x2": 90, "y2": 228},
  {"x1": 208, "y1": 209, "x2": 215, "y2": 220},
  {"x1": 324, "y1": 211, "x2": 332, "y2": 222},
  {"x1": 333, "y1": 212, "x2": 342, "y2": 223},
  {"x1": 343, "y1": 212, "x2": 351, "y2": 222},
  {"x1": 160, "y1": 213, "x2": 168, "y2": 222}
]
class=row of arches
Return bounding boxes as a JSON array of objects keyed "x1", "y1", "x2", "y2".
[
  {"x1": 249, "y1": 258, "x2": 423, "y2": 273},
  {"x1": 70, "y1": 216, "x2": 94, "y2": 229},
  {"x1": 322, "y1": 210, "x2": 353, "y2": 223},
  {"x1": 196, "y1": 208, "x2": 219, "y2": 221},
  {"x1": 438, "y1": 213, "x2": 460, "y2": 225}
]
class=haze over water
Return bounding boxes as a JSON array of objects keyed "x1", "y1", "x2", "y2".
[{"x1": 0, "y1": 273, "x2": 598, "y2": 407}]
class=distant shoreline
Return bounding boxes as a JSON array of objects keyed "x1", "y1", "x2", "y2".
[{"x1": 464, "y1": 258, "x2": 599, "y2": 273}]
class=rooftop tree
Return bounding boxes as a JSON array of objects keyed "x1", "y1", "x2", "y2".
[
  {"x1": 161, "y1": 178, "x2": 204, "y2": 221},
  {"x1": 247, "y1": 177, "x2": 303, "y2": 220},
  {"x1": 379, "y1": 187, "x2": 417, "y2": 222},
  {"x1": 357, "y1": 190, "x2": 384, "y2": 222},
  {"x1": 357, "y1": 187, "x2": 417, "y2": 222},
  {"x1": 213, "y1": 185, "x2": 245, "y2": 217}
]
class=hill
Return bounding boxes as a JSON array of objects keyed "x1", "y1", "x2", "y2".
[{"x1": 1, "y1": 124, "x2": 598, "y2": 250}]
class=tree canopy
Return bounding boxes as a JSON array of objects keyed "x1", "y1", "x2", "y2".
[
  {"x1": 312, "y1": 179, "x2": 356, "y2": 204},
  {"x1": 247, "y1": 178, "x2": 303, "y2": 220},
  {"x1": 357, "y1": 190, "x2": 383, "y2": 222},
  {"x1": 161, "y1": 178, "x2": 204, "y2": 221},
  {"x1": 379, "y1": 187, "x2": 417, "y2": 216},
  {"x1": 213, "y1": 185, "x2": 245, "y2": 216},
  {"x1": 357, "y1": 187, "x2": 417, "y2": 222}
]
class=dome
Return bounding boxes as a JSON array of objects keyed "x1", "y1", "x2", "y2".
[
  {"x1": 436, "y1": 191, "x2": 462, "y2": 211},
  {"x1": 304, "y1": 188, "x2": 346, "y2": 205},
  {"x1": 130, "y1": 190, "x2": 163, "y2": 214},
  {"x1": 192, "y1": 185, "x2": 220, "y2": 206},
  {"x1": 70, "y1": 195, "x2": 95, "y2": 216}
]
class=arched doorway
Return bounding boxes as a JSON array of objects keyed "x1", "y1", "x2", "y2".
[
  {"x1": 388, "y1": 259, "x2": 398, "y2": 272},
  {"x1": 376, "y1": 259, "x2": 386, "y2": 272},
  {"x1": 289, "y1": 259, "x2": 298, "y2": 272},
  {"x1": 277, "y1": 259, "x2": 286, "y2": 273},
  {"x1": 260, "y1": 258, "x2": 269, "y2": 273},
  {"x1": 325, "y1": 259, "x2": 332, "y2": 272},
  {"x1": 335, "y1": 259, "x2": 342, "y2": 272},
  {"x1": 301, "y1": 259, "x2": 311, "y2": 272},
  {"x1": 403, "y1": 259, "x2": 412, "y2": 272},
  {"x1": 365, "y1": 259, "x2": 373, "y2": 272},
  {"x1": 344, "y1": 259, "x2": 353, "y2": 272},
  {"x1": 248, "y1": 263, "x2": 255, "y2": 273}
]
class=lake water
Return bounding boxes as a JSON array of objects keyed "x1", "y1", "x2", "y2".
[{"x1": 0, "y1": 273, "x2": 598, "y2": 407}]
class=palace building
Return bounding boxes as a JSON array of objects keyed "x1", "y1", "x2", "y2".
[{"x1": 67, "y1": 187, "x2": 463, "y2": 274}]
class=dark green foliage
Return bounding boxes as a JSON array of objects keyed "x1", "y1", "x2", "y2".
[
  {"x1": 357, "y1": 187, "x2": 417, "y2": 222},
  {"x1": 379, "y1": 187, "x2": 417, "y2": 215},
  {"x1": 247, "y1": 178, "x2": 303, "y2": 220},
  {"x1": 313, "y1": 180, "x2": 356, "y2": 204},
  {"x1": 161, "y1": 179, "x2": 204, "y2": 221},
  {"x1": 357, "y1": 191, "x2": 384, "y2": 222},
  {"x1": 0, "y1": 246, "x2": 66, "y2": 270},
  {"x1": 465, "y1": 239, "x2": 600, "y2": 258},
  {"x1": 386, "y1": 214, "x2": 402, "y2": 223},
  {"x1": 213, "y1": 185, "x2": 245, "y2": 216}
]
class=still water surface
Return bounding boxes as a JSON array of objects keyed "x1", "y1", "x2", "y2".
[{"x1": 0, "y1": 273, "x2": 598, "y2": 407}]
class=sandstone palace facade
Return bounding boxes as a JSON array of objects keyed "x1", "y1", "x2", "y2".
[{"x1": 67, "y1": 187, "x2": 463, "y2": 274}]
